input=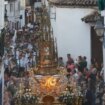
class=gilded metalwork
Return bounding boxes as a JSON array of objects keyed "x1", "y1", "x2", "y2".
[
  {"x1": 13, "y1": 4, "x2": 83, "y2": 105},
  {"x1": 34, "y1": 5, "x2": 58, "y2": 75}
]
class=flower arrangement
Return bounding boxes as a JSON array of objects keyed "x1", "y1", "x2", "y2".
[
  {"x1": 21, "y1": 88, "x2": 38, "y2": 104},
  {"x1": 13, "y1": 88, "x2": 38, "y2": 105},
  {"x1": 58, "y1": 87, "x2": 74, "y2": 105},
  {"x1": 58, "y1": 85, "x2": 84, "y2": 105},
  {"x1": 59, "y1": 93, "x2": 74, "y2": 105}
]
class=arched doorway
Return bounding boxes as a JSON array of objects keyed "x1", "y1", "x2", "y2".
[{"x1": 42, "y1": 95, "x2": 55, "y2": 105}]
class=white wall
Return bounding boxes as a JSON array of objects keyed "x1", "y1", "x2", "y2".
[
  {"x1": 0, "y1": 0, "x2": 4, "y2": 30},
  {"x1": 50, "y1": 8, "x2": 95, "y2": 66},
  {"x1": 6, "y1": 0, "x2": 21, "y2": 29},
  {"x1": 20, "y1": 10, "x2": 25, "y2": 28},
  {"x1": 6, "y1": 0, "x2": 26, "y2": 29},
  {"x1": 20, "y1": 0, "x2": 26, "y2": 27},
  {"x1": 6, "y1": 0, "x2": 20, "y2": 22}
]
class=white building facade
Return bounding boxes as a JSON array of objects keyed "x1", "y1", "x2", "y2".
[
  {"x1": 0, "y1": 0, "x2": 5, "y2": 31},
  {"x1": 6, "y1": 0, "x2": 26, "y2": 29},
  {"x1": 51, "y1": 8, "x2": 95, "y2": 66},
  {"x1": 47, "y1": 0, "x2": 97, "y2": 67},
  {"x1": 6, "y1": 0, "x2": 20, "y2": 29}
]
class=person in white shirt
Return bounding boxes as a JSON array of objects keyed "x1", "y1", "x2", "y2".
[
  {"x1": 17, "y1": 56, "x2": 26, "y2": 68},
  {"x1": 17, "y1": 55, "x2": 25, "y2": 77},
  {"x1": 16, "y1": 49, "x2": 19, "y2": 60},
  {"x1": 25, "y1": 51, "x2": 30, "y2": 59},
  {"x1": 73, "y1": 70, "x2": 79, "y2": 81},
  {"x1": 4, "y1": 55, "x2": 10, "y2": 69},
  {"x1": 27, "y1": 43, "x2": 33, "y2": 51},
  {"x1": 27, "y1": 22, "x2": 31, "y2": 28},
  {"x1": 100, "y1": 64, "x2": 104, "y2": 79},
  {"x1": 32, "y1": 51, "x2": 36, "y2": 66}
]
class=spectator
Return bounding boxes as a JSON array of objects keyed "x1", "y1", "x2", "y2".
[
  {"x1": 77, "y1": 56, "x2": 84, "y2": 72},
  {"x1": 83, "y1": 56, "x2": 87, "y2": 69},
  {"x1": 66, "y1": 54, "x2": 74, "y2": 66},
  {"x1": 58, "y1": 57, "x2": 64, "y2": 67}
]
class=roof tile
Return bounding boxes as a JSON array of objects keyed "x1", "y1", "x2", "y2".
[{"x1": 49, "y1": 0, "x2": 97, "y2": 7}]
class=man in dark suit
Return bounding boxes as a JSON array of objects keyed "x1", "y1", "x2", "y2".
[
  {"x1": 85, "y1": 89, "x2": 93, "y2": 105},
  {"x1": 83, "y1": 85, "x2": 93, "y2": 105}
]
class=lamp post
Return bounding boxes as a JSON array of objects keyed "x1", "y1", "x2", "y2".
[
  {"x1": 95, "y1": 0, "x2": 105, "y2": 81},
  {"x1": 94, "y1": 10, "x2": 105, "y2": 81},
  {"x1": 101, "y1": 11, "x2": 105, "y2": 82}
]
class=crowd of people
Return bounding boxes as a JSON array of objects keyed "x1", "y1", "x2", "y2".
[
  {"x1": 2, "y1": 23, "x2": 105, "y2": 105},
  {"x1": 1, "y1": 5, "x2": 105, "y2": 105},
  {"x1": 3, "y1": 20, "x2": 41, "y2": 105},
  {"x1": 58, "y1": 54, "x2": 104, "y2": 105},
  {"x1": 2, "y1": 24, "x2": 105, "y2": 105},
  {"x1": 3, "y1": 45, "x2": 105, "y2": 105},
  {"x1": 3, "y1": 21, "x2": 40, "y2": 75}
]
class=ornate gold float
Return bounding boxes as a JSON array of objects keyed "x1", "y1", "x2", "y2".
[{"x1": 13, "y1": 4, "x2": 84, "y2": 105}]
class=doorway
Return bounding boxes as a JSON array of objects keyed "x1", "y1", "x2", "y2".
[
  {"x1": 91, "y1": 26, "x2": 103, "y2": 67},
  {"x1": 42, "y1": 95, "x2": 55, "y2": 105}
]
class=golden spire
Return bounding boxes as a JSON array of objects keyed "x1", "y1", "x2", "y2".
[{"x1": 35, "y1": 5, "x2": 59, "y2": 75}]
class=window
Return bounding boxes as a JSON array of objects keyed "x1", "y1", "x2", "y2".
[
  {"x1": 10, "y1": 3, "x2": 13, "y2": 12},
  {"x1": 18, "y1": 2, "x2": 20, "y2": 11},
  {"x1": 36, "y1": 0, "x2": 41, "y2": 2}
]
